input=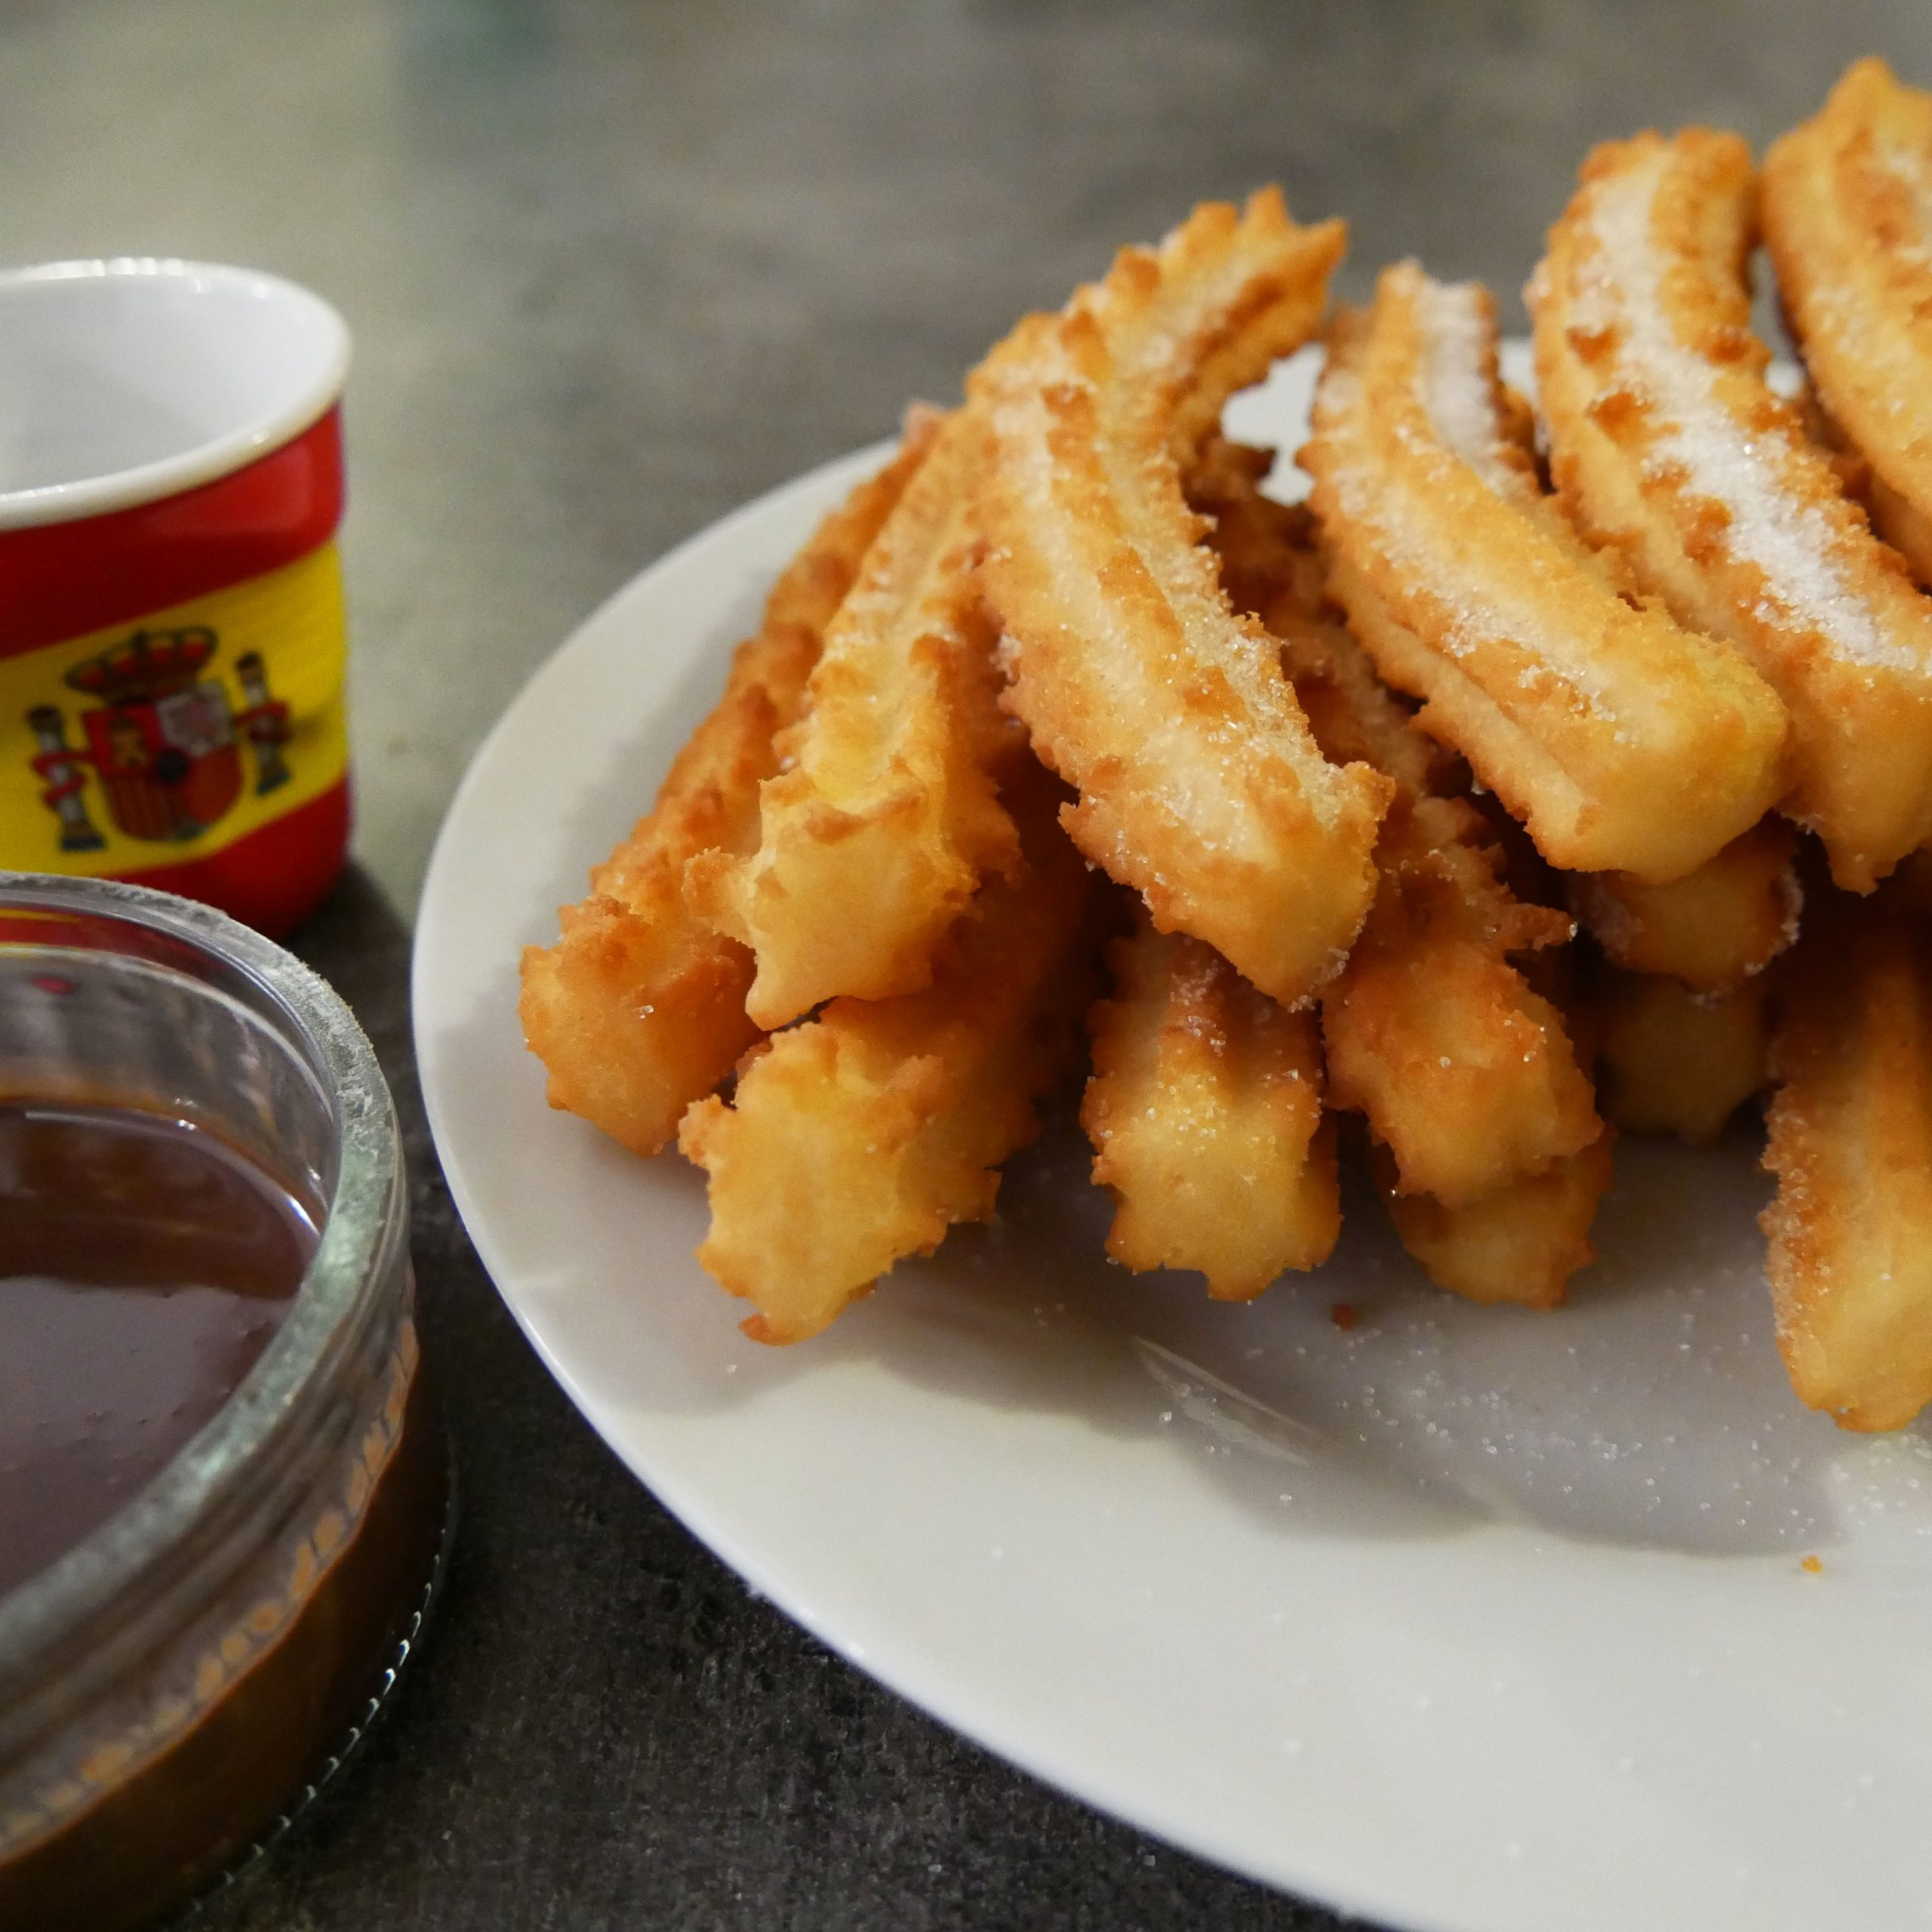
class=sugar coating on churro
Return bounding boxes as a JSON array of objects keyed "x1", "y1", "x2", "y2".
[
  {"x1": 1308, "y1": 260, "x2": 1786, "y2": 882},
  {"x1": 1574, "y1": 149, "x2": 1906, "y2": 671},
  {"x1": 1764, "y1": 60, "x2": 1932, "y2": 588},
  {"x1": 1319, "y1": 285, "x2": 1623, "y2": 724},
  {"x1": 977, "y1": 190, "x2": 1393, "y2": 1008},
  {"x1": 1415, "y1": 278, "x2": 1531, "y2": 496}
]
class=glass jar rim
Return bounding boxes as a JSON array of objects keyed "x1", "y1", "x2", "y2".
[{"x1": 0, "y1": 872, "x2": 401, "y2": 1675}]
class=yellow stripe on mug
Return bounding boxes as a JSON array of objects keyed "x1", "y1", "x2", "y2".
[{"x1": 0, "y1": 545, "x2": 348, "y2": 877}]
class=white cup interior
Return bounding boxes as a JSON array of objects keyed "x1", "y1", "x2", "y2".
[{"x1": 0, "y1": 260, "x2": 349, "y2": 531}]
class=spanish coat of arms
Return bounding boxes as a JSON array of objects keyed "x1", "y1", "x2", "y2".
[{"x1": 26, "y1": 626, "x2": 291, "y2": 852}]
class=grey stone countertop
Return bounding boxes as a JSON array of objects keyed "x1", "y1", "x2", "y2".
[{"x1": 3, "y1": 2, "x2": 1922, "y2": 1925}]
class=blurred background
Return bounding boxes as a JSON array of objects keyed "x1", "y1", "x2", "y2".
[{"x1": 2, "y1": 2, "x2": 1922, "y2": 1926}]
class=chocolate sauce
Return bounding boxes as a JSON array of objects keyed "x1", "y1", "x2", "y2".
[{"x1": 0, "y1": 1102, "x2": 316, "y2": 1600}]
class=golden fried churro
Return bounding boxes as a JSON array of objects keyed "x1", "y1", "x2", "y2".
[
  {"x1": 1189, "y1": 445, "x2": 1604, "y2": 1209},
  {"x1": 1597, "y1": 970, "x2": 1770, "y2": 1143},
  {"x1": 1187, "y1": 441, "x2": 1454, "y2": 800},
  {"x1": 1304, "y1": 262, "x2": 1786, "y2": 882},
  {"x1": 1761, "y1": 895, "x2": 1932, "y2": 1429},
  {"x1": 1183, "y1": 437, "x2": 1318, "y2": 632},
  {"x1": 1570, "y1": 818, "x2": 1800, "y2": 994},
  {"x1": 1082, "y1": 913, "x2": 1339, "y2": 1300},
  {"x1": 519, "y1": 417, "x2": 940, "y2": 1155},
  {"x1": 687, "y1": 408, "x2": 1020, "y2": 1027},
  {"x1": 1324, "y1": 796, "x2": 1601, "y2": 1207},
  {"x1": 1533, "y1": 128, "x2": 1932, "y2": 890},
  {"x1": 1796, "y1": 377, "x2": 1932, "y2": 592},
  {"x1": 974, "y1": 192, "x2": 1392, "y2": 1008},
  {"x1": 678, "y1": 762, "x2": 1096, "y2": 1343},
  {"x1": 1764, "y1": 60, "x2": 1932, "y2": 589},
  {"x1": 1375, "y1": 1133, "x2": 1615, "y2": 1309}
]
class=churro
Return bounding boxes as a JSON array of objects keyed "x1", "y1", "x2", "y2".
[
  {"x1": 1569, "y1": 818, "x2": 1800, "y2": 995},
  {"x1": 1533, "y1": 128, "x2": 1932, "y2": 890},
  {"x1": 678, "y1": 760, "x2": 1095, "y2": 1343},
  {"x1": 1194, "y1": 441, "x2": 1603, "y2": 1212},
  {"x1": 1082, "y1": 913, "x2": 1339, "y2": 1301},
  {"x1": 1762, "y1": 894, "x2": 1932, "y2": 1429},
  {"x1": 688, "y1": 408, "x2": 1020, "y2": 1027},
  {"x1": 975, "y1": 192, "x2": 1392, "y2": 1008},
  {"x1": 1306, "y1": 262, "x2": 1786, "y2": 884},
  {"x1": 1764, "y1": 59, "x2": 1932, "y2": 588},
  {"x1": 1375, "y1": 1134, "x2": 1615, "y2": 1310},
  {"x1": 519, "y1": 414, "x2": 939, "y2": 1155}
]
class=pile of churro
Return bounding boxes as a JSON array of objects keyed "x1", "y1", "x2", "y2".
[{"x1": 521, "y1": 57, "x2": 1932, "y2": 1433}]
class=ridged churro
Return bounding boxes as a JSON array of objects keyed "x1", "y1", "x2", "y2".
[
  {"x1": 1192, "y1": 443, "x2": 1603, "y2": 1212},
  {"x1": 974, "y1": 192, "x2": 1392, "y2": 1008},
  {"x1": 1323, "y1": 795, "x2": 1601, "y2": 1208},
  {"x1": 1081, "y1": 914, "x2": 1339, "y2": 1301},
  {"x1": 678, "y1": 760, "x2": 1096, "y2": 1343},
  {"x1": 1762, "y1": 893, "x2": 1932, "y2": 1429},
  {"x1": 1532, "y1": 128, "x2": 1932, "y2": 890},
  {"x1": 1375, "y1": 1134, "x2": 1615, "y2": 1309},
  {"x1": 1569, "y1": 818, "x2": 1800, "y2": 995},
  {"x1": 1764, "y1": 60, "x2": 1932, "y2": 588},
  {"x1": 519, "y1": 415, "x2": 939, "y2": 1155},
  {"x1": 1304, "y1": 261, "x2": 1786, "y2": 884},
  {"x1": 687, "y1": 408, "x2": 1020, "y2": 1026}
]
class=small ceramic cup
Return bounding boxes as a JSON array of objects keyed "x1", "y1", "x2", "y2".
[{"x1": 0, "y1": 260, "x2": 354, "y2": 936}]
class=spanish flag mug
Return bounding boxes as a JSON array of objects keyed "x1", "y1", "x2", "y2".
[{"x1": 0, "y1": 260, "x2": 353, "y2": 936}]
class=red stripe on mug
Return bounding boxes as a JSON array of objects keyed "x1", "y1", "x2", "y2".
[
  {"x1": 0, "y1": 410, "x2": 345, "y2": 660},
  {"x1": 112, "y1": 777, "x2": 353, "y2": 939}
]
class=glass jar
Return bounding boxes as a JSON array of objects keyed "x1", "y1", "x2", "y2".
[{"x1": 0, "y1": 874, "x2": 447, "y2": 1932}]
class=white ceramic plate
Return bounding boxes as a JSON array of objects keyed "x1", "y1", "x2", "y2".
[{"x1": 413, "y1": 346, "x2": 1932, "y2": 1932}]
